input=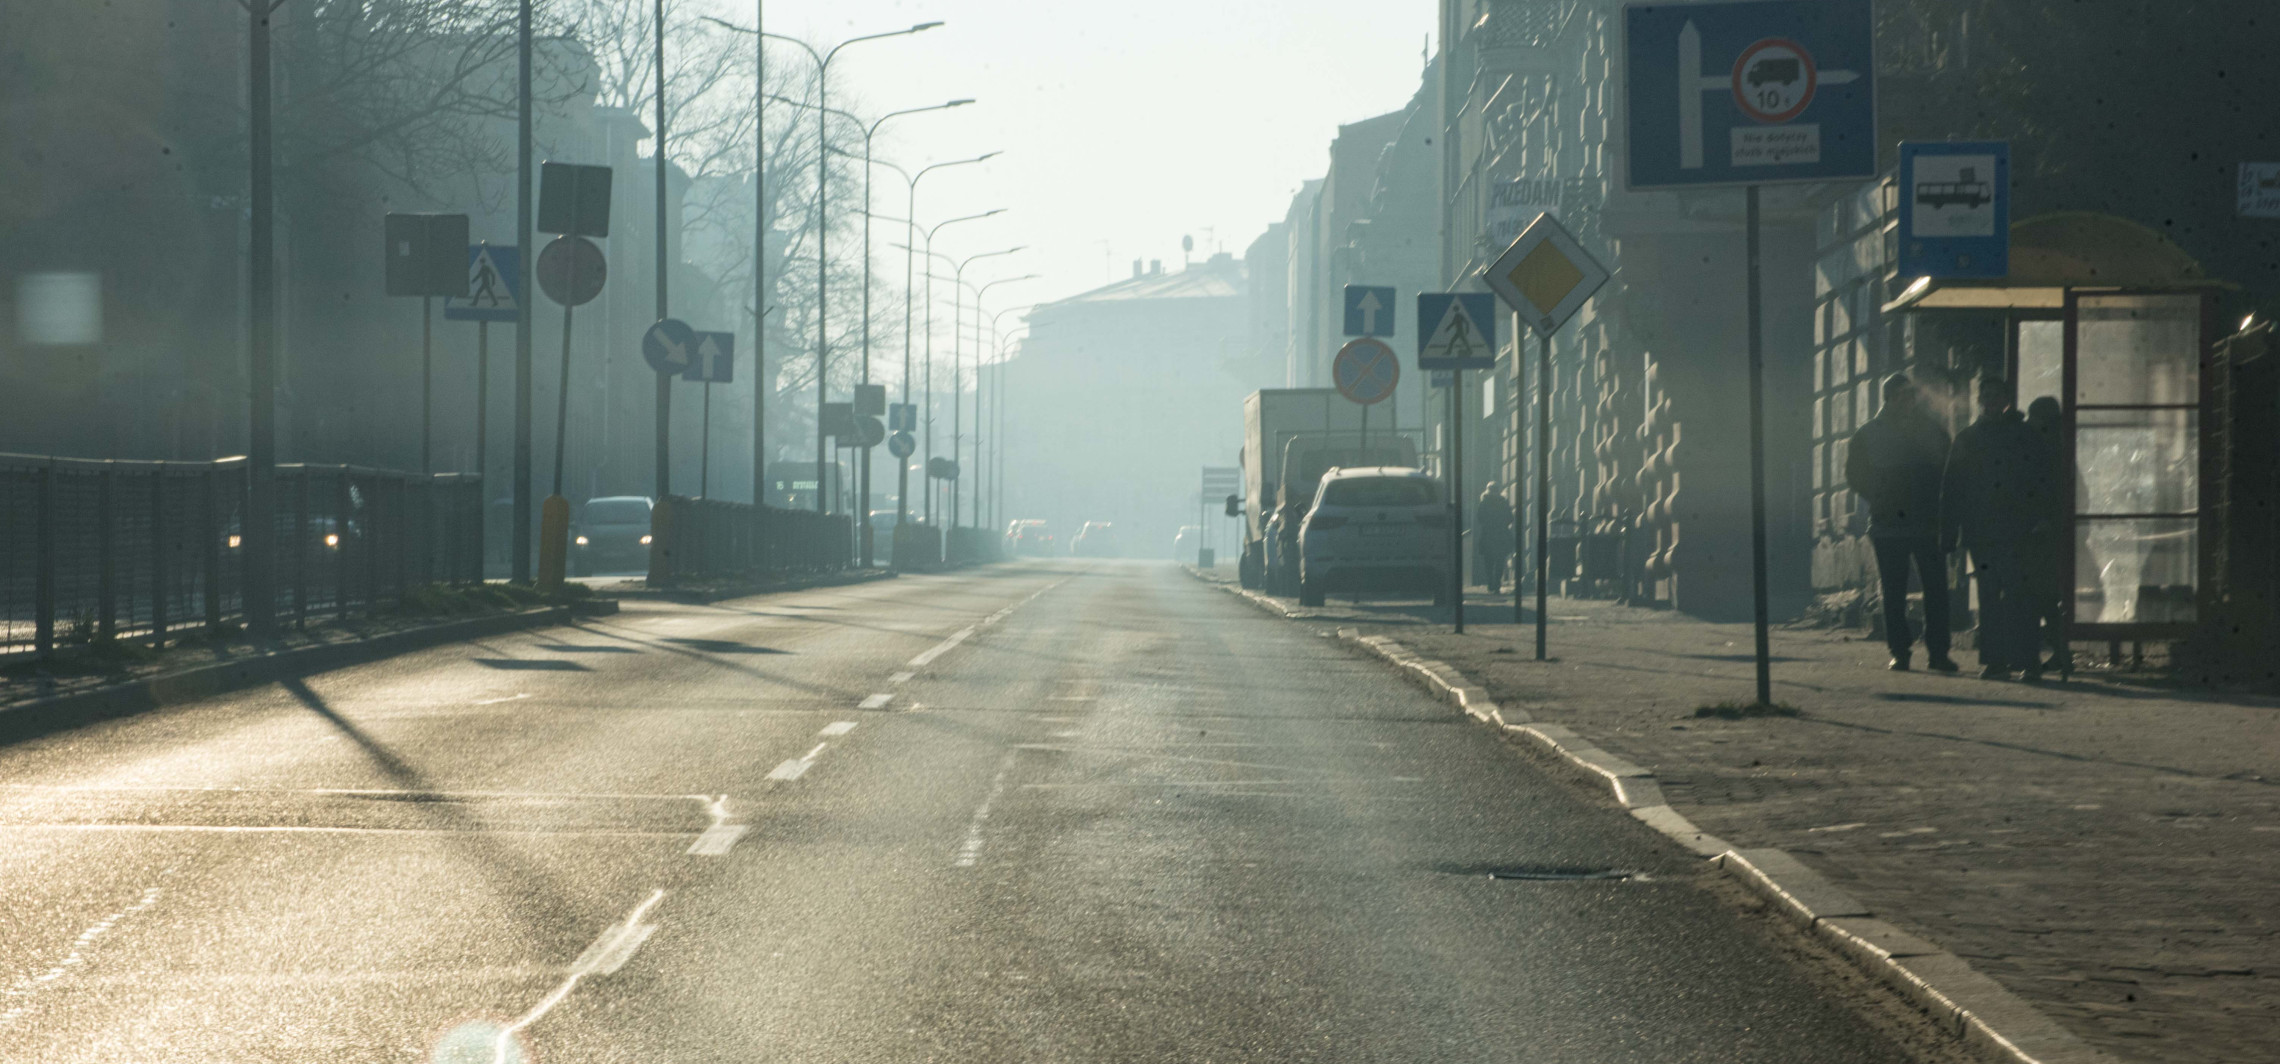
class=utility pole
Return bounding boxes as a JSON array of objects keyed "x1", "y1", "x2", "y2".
[
  {"x1": 654, "y1": 0, "x2": 673, "y2": 500},
  {"x1": 514, "y1": 0, "x2": 535, "y2": 583},
  {"x1": 245, "y1": 0, "x2": 282, "y2": 635},
  {"x1": 751, "y1": 0, "x2": 767, "y2": 519}
]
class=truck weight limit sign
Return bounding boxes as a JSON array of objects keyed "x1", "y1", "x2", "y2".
[{"x1": 1332, "y1": 338, "x2": 1399, "y2": 405}]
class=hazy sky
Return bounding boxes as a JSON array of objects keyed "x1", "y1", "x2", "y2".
[{"x1": 694, "y1": 0, "x2": 1439, "y2": 321}]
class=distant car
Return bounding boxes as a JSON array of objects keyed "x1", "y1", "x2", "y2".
[
  {"x1": 868, "y1": 510, "x2": 898, "y2": 566},
  {"x1": 1008, "y1": 519, "x2": 1056, "y2": 557},
  {"x1": 571, "y1": 496, "x2": 653, "y2": 576},
  {"x1": 1172, "y1": 525, "x2": 1203, "y2": 561},
  {"x1": 1071, "y1": 522, "x2": 1120, "y2": 558},
  {"x1": 1297, "y1": 467, "x2": 1449, "y2": 607}
]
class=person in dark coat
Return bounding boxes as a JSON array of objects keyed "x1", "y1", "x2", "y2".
[
  {"x1": 1942, "y1": 378, "x2": 2054, "y2": 681},
  {"x1": 1845, "y1": 374, "x2": 1958, "y2": 672},
  {"x1": 1474, "y1": 483, "x2": 1514, "y2": 593},
  {"x1": 2024, "y1": 397, "x2": 2068, "y2": 671}
]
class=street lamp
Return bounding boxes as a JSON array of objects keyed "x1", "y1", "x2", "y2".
[
  {"x1": 891, "y1": 209, "x2": 1007, "y2": 526},
  {"x1": 771, "y1": 96, "x2": 973, "y2": 560},
  {"x1": 705, "y1": 18, "x2": 944, "y2": 516},
  {"x1": 867, "y1": 153, "x2": 1002, "y2": 528},
  {"x1": 947, "y1": 254, "x2": 1024, "y2": 528},
  {"x1": 970, "y1": 280, "x2": 1038, "y2": 529}
]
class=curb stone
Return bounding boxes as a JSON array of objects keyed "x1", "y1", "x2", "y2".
[
  {"x1": 1, "y1": 605, "x2": 581, "y2": 734},
  {"x1": 1194, "y1": 574, "x2": 2120, "y2": 1064}
]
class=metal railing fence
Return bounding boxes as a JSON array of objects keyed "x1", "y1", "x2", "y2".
[
  {"x1": 0, "y1": 454, "x2": 482, "y2": 657},
  {"x1": 648, "y1": 497, "x2": 853, "y2": 583}
]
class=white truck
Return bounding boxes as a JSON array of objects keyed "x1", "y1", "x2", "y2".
[{"x1": 1233, "y1": 390, "x2": 1419, "y2": 594}]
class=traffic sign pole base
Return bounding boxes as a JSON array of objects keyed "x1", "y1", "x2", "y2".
[{"x1": 537, "y1": 494, "x2": 570, "y2": 590}]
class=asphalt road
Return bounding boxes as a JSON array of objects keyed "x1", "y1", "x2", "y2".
[{"x1": 0, "y1": 561, "x2": 1920, "y2": 1063}]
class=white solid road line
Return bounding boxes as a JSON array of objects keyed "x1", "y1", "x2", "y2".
[
  {"x1": 820, "y1": 721, "x2": 859, "y2": 736},
  {"x1": 472, "y1": 693, "x2": 530, "y2": 705},
  {"x1": 0, "y1": 884, "x2": 164, "y2": 1027},
  {"x1": 501, "y1": 889, "x2": 667, "y2": 1056},
  {"x1": 887, "y1": 671, "x2": 915, "y2": 685},
  {"x1": 858, "y1": 694, "x2": 894, "y2": 710},
  {"x1": 953, "y1": 752, "x2": 1018, "y2": 868}
]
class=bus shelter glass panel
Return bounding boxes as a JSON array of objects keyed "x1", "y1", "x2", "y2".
[
  {"x1": 2076, "y1": 517, "x2": 2198, "y2": 624},
  {"x1": 2017, "y1": 320, "x2": 2063, "y2": 410},
  {"x1": 2076, "y1": 409, "x2": 2199, "y2": 516},
  {"x1": 2075, "y1": 295, "x2": 2200, "y2": 406}
]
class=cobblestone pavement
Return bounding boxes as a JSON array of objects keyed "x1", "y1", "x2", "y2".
[{"x1": 1222, "y1": 574, "x2": 2279, "y2": 1064}]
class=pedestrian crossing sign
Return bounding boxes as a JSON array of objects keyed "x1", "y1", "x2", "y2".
[
  {"x1": 443, "y1": 243, "x2": 521, "y2": 323},
  {"x1": 1416, "y1": 292, "x2": 1498, "y2": 371},
  {"x1": 1483, "y1": 212, "x2": 1607, "y2": 337}
]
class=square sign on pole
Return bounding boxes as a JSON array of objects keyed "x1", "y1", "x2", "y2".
[
  {"x1": 683, "y1": 331, "x2": 734, "y2": 383},
  {"x1": 1343, "y1": 285, "x2": 1396, "y2": 338},
  {"x1": 888, "y1": 403, "x2": 918, "y2": 432},
  {"x1": 1897, "y1": 141, "x2": 2009, "y2": 279},
  {"x1": 1483, "y1": 212, "x2": 1609, "y2": 337},
  {"x1": 444, "y1": 244, "x2": 521, "y2": 322},
  {"x1": 1622, "y1": 0, "x2": 1876, "y2": 190},
  {"x1": 1415, "y1": 293, "x2": 1499, "y2": 371}
]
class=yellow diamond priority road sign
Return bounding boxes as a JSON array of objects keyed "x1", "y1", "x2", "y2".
[{"x1": 1483, "y1": 211, "x2": 1608, "y2": 337}]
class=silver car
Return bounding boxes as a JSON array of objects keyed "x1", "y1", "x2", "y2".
[{"x1": 1297, "y1": 467, "x2": 1449, "y2": 607}]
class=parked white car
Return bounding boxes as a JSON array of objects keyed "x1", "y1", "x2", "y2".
[{"x1": 1297, "y1": 467, "x2": 1449, "y2": 607}]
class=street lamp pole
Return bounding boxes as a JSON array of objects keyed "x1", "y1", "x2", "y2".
[
  {"x1": 947, "y1": 251, "x2": 1023, "y2": 528},
  {"x1": 717, "y1": 20, "x2": 944, "y2": 516},
  {"x1": 970, "y1": 285, "x2": 1036, "y2": 530},
  {"x1": 983, "y1": 304, "x2": 1033, "y2": 531},
  {"x1": 899, "y1": 155, "x2": 998, "y2": 529}
]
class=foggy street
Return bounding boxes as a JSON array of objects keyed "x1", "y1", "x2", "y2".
[
  {"x1": 0, "y1": 563, "x2": 1927, "y2": 1063},
  {"x1": 5, "y1": 0, "x2": 2275, "y2": 1059}
]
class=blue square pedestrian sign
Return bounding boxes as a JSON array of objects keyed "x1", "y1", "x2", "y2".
[
  {"x1": 1622, "y1": 0, "x2": 1876, "y2": 189},
  {"x1": 1896, "y1": 141, "x2": 2009, "y2": 279},
  {"x1": 442, "y1": 244, "x2": 520, "y2": 323},
  {"x1": 1416, "y1": 293, "x2": 1498, "y2": 372},
  {"x1": 1343, "y1": 285, "x2": 1395, "y2": 338}
]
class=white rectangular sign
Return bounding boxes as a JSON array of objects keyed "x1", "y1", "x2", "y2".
[{"x1": 2241, "y1": 163, "x2": 2280, "y2": 219}]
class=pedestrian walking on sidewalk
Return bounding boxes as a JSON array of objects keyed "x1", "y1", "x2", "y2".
[
  {"x1": 2025, "y1": 397, "x2": 2069, "y2": 671},
  {"x1": 1475, "y1": 483, "x2": 1514, "y2": 594},
  {"x1": 1942, "y1": 377, "x2": 2055, "y2": 681},
  {"x1": 1845, "y1": 374, "x2": 1958, "y2": 673}
]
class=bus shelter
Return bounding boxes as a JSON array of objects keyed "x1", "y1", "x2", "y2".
[{"x1": 1885, "y1": 212, "x2": 2236, "y2": 648}]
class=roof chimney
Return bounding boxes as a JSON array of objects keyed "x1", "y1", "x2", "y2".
[
  {"x1": 1150, "y1": 259, "x2": 1163, "y2": 276},
  {"x1": 1132, "y1": 258, "x2": 1143, "y2": 279}
]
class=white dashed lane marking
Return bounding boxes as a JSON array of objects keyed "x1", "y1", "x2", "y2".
[
  {"x1": 820, "y1": 721, "x2": 858, "y2": 736},
  {"x1": 858, "y1": 694, "x2": 894, "y2": 710}
]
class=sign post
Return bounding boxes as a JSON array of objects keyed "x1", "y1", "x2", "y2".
[
  {"x1": 1898, "y1": 142, "x2": 2010, "y2": 279},
  {"x1": 1482, "y1": 215, "x2": 1608, "y2": 659},
  {"x1": 384, "y1": 212, "x2": 470, "y2": 475},
  {"x1": 445, "y1": 243, "x2": 522, "y2": 520},
  {"x1": 1624, "y1": 0, "x2": 1874, "y2": 705},
  {"x1": 1417, "y1": 292, "x2": 1499, "y2": 633},
  {"x1": 682, "y1": 332, "x2": 734, "y2": 498},
  {"x1": 534, "y1": 161, "x2": 612, "y2": 589}
]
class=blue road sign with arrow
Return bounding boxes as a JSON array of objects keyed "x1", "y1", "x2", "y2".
[
  {"x1": 1622, "y1": 0, "x2": 1875, "y2": 189},
  {"x1": 1343, "y1": 285, "x2": 1395, "y2": 338},
  {"x1": 1416, "y1": 293, "x2": 1498, "y2": 371},
  {"x1": 642, "y1": 318, "x2": 696, "y2": 375},
  {"x1": 1896, "y1": 141, "x2": 2009, "y2": 279},
  {"x1": 683, "y1": 331, "x2": 735, "y2": 383},
  {"x1": 443, "y1": 244, "x2": 520, "y2": 323}
]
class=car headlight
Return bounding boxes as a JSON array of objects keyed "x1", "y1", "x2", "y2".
[
  {"x1": 639, "y1": 534, "x2": 653, "y2": 545},
  {"x1": 226, "y1": 534, "x2": 242, "y2": 549},
  {"x1": 324, "y1": 533, "x2": 340, "y2": 548},
  {"x1": 574, "y1": 535, "x2": 589, "y2": 546}
]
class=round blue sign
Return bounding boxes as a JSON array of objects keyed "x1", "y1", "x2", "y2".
[{"x1": 641, "y1": 318, "x2": 695, "y2": 375}]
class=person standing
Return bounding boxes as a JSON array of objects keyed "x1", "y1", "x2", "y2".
[
  {"x1": 1475, "y1": 483, "x2": 1514, "y2": 594},
  {"x1": 1942, "y1": 377, "x2": 2054, "y2": 681},
  {"x1": 1845, "y1": 374, "x2": 1958, "y2": 672},
  {"x1": 2024, "y1": 397, "x2": 2069, "y2": 671}
]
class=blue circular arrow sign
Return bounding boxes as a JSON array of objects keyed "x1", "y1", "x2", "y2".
[{"x1": 641, "y1": 318, "x2": 696, "y2": 375}]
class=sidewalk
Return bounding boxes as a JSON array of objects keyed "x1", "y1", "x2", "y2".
[{"x1": 1211, "y1": 572, "x2": 2277, "y2": 1064}]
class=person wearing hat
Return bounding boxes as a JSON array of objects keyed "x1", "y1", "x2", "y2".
[
  {"x1": 1942, "y1": 376, "x2": 2055, "y2": 681},
  {"x1": 1846, "y1": 374, "x2": 1958, "y2": 672}
]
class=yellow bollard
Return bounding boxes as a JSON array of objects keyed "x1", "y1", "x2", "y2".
[{"x1": 537, "y1": 494, "x2": 570, "y2": 590}]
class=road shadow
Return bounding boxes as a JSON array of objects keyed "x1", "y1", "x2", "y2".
[
  {"x1": 664, "y1": 638, "x2": 789, "y2": 655},
  {"x1": 473, "y1": 659, "x2": 590, "y2": 671},
  {"x1": 531, "y1": 643, "x2": 640, "y2": 654}
]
